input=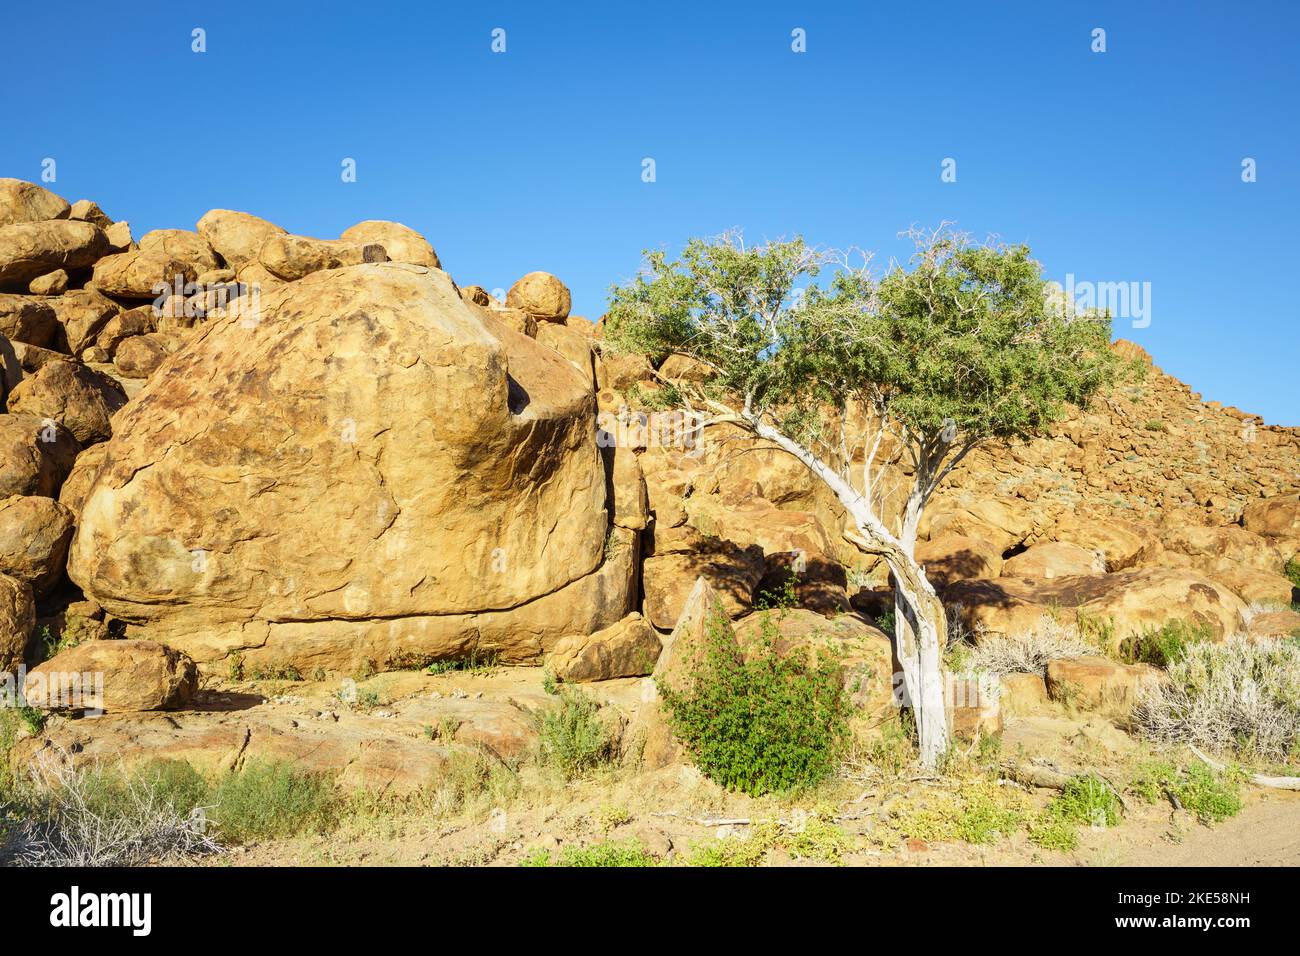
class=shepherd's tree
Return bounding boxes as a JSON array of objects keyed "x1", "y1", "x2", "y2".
[{"x1": 603, "y1": 226, "x2": 1128, "y2": 768}]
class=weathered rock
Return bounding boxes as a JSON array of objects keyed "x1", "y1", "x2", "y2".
[
  {"x1": 137, "y1": 229, "x2": 220, "y2": 275},
  {"x1": 0, "y1": 572, "x2": 35, "y2": 671},
  {"x1": 258, "y1": 234, "x2": 387, "y2": 281},
  {"x1": 24, "y1": 639, "x2": 197, "y2": 712},
  {"x1": 1245, "y1": 608, "x2": 1300, "y2": 642},
  {"x1": 57, "y1": 442, "x2": 108, "y2": 517},
  {"x1": 28, "y1": 270, "x2": 68, "y2": 296},
  {"x1": 0, "y1": 294, "x2": 58, "y2": 348},
  {"x1": 0, "y1": 413, "x2": 80, "y2": 498},
  {"x1": 999, "y1": 672, "x2": 1051, "y2": 716},
  {"x1": 103, "y1": 221, "x2": 133, "y2": 253},
  {"x1": 535, "y1": 320, "x2": 593, "y2": 374},
  {"x1": 1242, "y1": 494, "x2": 1300, "y2": 539},
  {"x1": 642, "y1": 531, "x2": 765, "y2": 630},
  {"x1": 5, "y1": 360, "x2": 127, "y2": 445},
  {"x1": 340, "y1": 220, "x2": 440, "y2": 269},
  {"x1": 95, "y1": 306, "x2": 155, "y2": 358},
  {"x1": 917, "y1": 534, "x2": 1002, "y2": 587},
  {"x1": 113, "y1": 332, "x2": 178, "y2": 378},
  {"x1": 0, "y1": 495, "x2": 74, "y2": 595},
  {"x1": 658, "y1": 353, "x2": 714, "y2": 384},
  {"x1": 1044, "y1": 656, "x2": 1163, "y2": 715},
  {"x1": 90, "y1": 250, "x2": 196, "y2": 300},
  {"x1": 653, "y1": 576, "x2": 737, "y2": 696},
  {"x1": 609, "y1": 445, "x2": 648, "y2": 530},
  {"x1": 1160, "y1": 524, "x2": 1283, "y2": 577},
  {"x1": 196, "y1": 209, "x2": 286, "y2": 271},
  {"x1": 1048, "y1": 515, "x2": 1153, "y2": 571},
  {"x1": 68, "y1": 263, "x2": 618, "y2": 671},
  {"x1": 549, "y1": 613, "x2": 662, "y2": 682},
  {"x1": 1002, "y1": 541, "x2": 1105, "y2": 580},
  {"x1": 68, "y1": 199, "x2": 112, "y2": 228},
  {"x1": 460, "y1": 285, "x2": 495, "y2": 307},
  {"x1": 0, "y1": 179, "x2": 70, "y2": 227},
  {"x1": 0, "y1": 220, "x2": 108, "y2": 289},
  {"x1": 48, "y1": 288, "x2": 121, "y2": 356},
  {"x1": 1213, "y1": 567, "x2": 1296, "y2": 606},
  {"x1": 506, "y1": 271, "x2": 571, "y2": 321}
]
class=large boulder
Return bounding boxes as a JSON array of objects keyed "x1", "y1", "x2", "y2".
[
  {"x1": 1047, "y1": 514, "x2": 1154, "y2": 571},
  {"x1": 506, "y1": 271, "x2": 571, "y2": 321},
  {"x1": 1160, "y1": 524, "x2": 1283, "y2": 577},
  {"x1": 0, "y1": 495, "x2": 74, "y2": 596},
  {"x1": 917, "y1": 534, "x2": 1002, "y2": 587},
  {"x1": 0, "y1": 572, "x2": 35, "y2": 671},
  {"x1": 0, "y1": 220, "x2": 108, "y2": 289},
  {"x1": 137, "y1": 229, "x2": 221, "y2": 275},
  {"x1": 48, "y1": 288, "x2": 121, "y2": 356},
  {"x1": 114, "y1": 332, "x2": 180, "y2": 378},
  {"x1": 23, "y1": 639, "x2": 197, "y2": 713},
  {"x1": 0, "y1": 413, "x2": 80, "y2": 498},
  {"x1": 0, "y1": 179, "x2": 70, "y2": 227},
  {"x1": 0, "y1": 294, "x2": 58, "y2": 348},
  {"x1": 641, "y1": 526, "x2": 765, "y2": 630},
  {"x1": 90, "y1": 250, "x2": 197, "y2": 299},
  {"x1": 1002, "y1": 541, "x2": 1105, "y2": 580},
  {"x1": 653, "y1": 576, "x2": 737, "y2": 696},
  {"x1": 548, "y1": 612, "x2": 662, "y2": 683},
  {"x1": 1045, "y1": 656, "x2": 1164, "y2": 715},
  {"x1": 5, "y1": 360, "x2": 128, "y2": 445},
  {"x1": 1242, "y1": 494, "x2": 1300, "y2": 540},
  {"x1": 195, "y1": 209, "x2": 286, "y2": 271},
  {"x1": 68, "y1": 263, "x2": 621, "y2": 673},
  {"x1": 257, "y1": 233, "x2": 387, "y2": 281},
  {"x1": 340, "y1": 220, "x2": 440, "y2": 269}
]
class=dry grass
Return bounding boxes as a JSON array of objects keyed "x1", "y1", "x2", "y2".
[{"x1": 965, "y1": 615, "x2": 1095, "y2": 677}]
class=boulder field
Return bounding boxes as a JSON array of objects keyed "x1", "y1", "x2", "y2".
[{"x1": 0, "y1": 177, "x2": 1298, "y2": 791}]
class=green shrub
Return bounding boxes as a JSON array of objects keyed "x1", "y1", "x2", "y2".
[
  {"x1": 1119, "y1": 620, "x2": 1213, "y2": 667},
  {"x1": 1029, "y1": 774, "x2": 1121, "y2": 851},
  {"x1": 658, "y1": 607, "x2": 852, "y2": 796},
  {"x1": 537, "y1": 687, "x2": 617, "y2": 779},
  {"x1": 524, "y1": 838, "x2": 659, "y2": 867},
  {"x1": 1129, "y1": 761, "x2": 1243, "y2": 824},
  {"x1": 1285, "y1": 558, "x2": 1300, "y2": 591},
  {"x1": 210, "y1": 760, "x2": 337, "y2": 843}
]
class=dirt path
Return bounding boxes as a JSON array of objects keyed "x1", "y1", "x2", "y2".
[{"x1": 1118, "y1": 790, "x2": 1300, "y2": 866}]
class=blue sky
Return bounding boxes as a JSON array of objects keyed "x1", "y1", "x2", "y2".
[{"x1": 4, "y1": 1, "x2": 1296, "y2": 423}]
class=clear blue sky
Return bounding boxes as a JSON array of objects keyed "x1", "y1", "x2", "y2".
[{"x1": 4, "y1": 1, "x2": 1296, "y2": 424}]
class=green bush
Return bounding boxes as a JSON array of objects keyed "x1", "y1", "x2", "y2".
[
  {"x1": 1129, "y1": 761, "x2": 1243, "y2": 824},
  {"x1": 523, "y1": 839, "x2": 659, "y2": 867},
  {"x1": 1118, "y1": 620, "x2": 1213, "y2": 667},
  {"x1": 1028, "y1": 774, "x2": 1121, "y2": 851},
  {"x1": 658, "y1": 607, "x2": 852, "y2": 796},
  {"x1": 210, "y1": 759, "x2": 338, "y2": 843},
  {"x1": 537, "y1": 687, "x2": 617, "y2": 779},
  {"x1": 1285, "y1": 558, "x2": 1300, "y2": 591}
]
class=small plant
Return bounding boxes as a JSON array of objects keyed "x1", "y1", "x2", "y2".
[
  {"x1": 536, "y1": 687, "x2": 616, "y2": 779},
  {"x1": 1129, "y1": 761, "x2": 1243, "y2": 824},
  {"x1": 595, "y1": 803, "x2": 631, "y2": 833},
  {"x1": 425, "y1": 649, "x2": 500, "y2": 677},
  {"x1": 227, "y1": 651, "x2": 245, "y2": 683},
  {"x1": 966, "y1": 615, "x2": 1094, "y2": 677},
  {"x1": 873, "y1": 608, "x2": 896, "y2": 638},
  {"x1": 524, "y1": 839, "x2": 658, "y2": 867},
  {"x1": 658, "y1": 605, "x2": 852, "y2": 796},
  {"x1": 1118, "y1": 620, "x2": 1211, "y2": 668},
  {"x1": 1285, "y1": 558, "x2": 1300, "y2": 591},
  {"x1": 541, "y1": 665, "x2": 558, "y2": 696},
  {"x1": 1143, "y1": 419, "x2": 1167, "y2": 432},
  {"x1": 210, "y1": 760, "x2": 338, "y2": 843},
  {"x1": 893, "y1": 780, "x2": 1028, "y2": 846},
  {"x1": 1029, "y1": 773, "x2": 1121, "y2": 851}
]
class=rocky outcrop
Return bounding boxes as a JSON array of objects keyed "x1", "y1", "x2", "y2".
[
  {"x1": 0, "y1": 220, "x2": 108, "y2": 289},
  {"x1": 0, "y1": 572, "x2": 35, "y2": 671},
  {"x1": 5, "y1": 360, "x2": 127, "y2": 445},
  {"x1": 68, "y1": 263, "x2": 622, "y2": 672},
  {"x1": 23, "y1": 639, "x2": 197, "y2": 712},
  {"x1": 340, "y1": 220, "x2": 440, "y2": 269},
  {"x1": 507, "y1": 271, "x2": 571, "y2": 321},
  {"x1": 0, "y1": 494, "x2": 74, "y2": 596},
  {"x1": 549, "y1": 612, "x2": 661, "y2": 683}
]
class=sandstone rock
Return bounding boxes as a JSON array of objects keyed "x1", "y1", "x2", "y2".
[
  {"x1": 5, "y1": 360, "x2": 128, "y2": 445},
  {"x1": 103, "y1": 221, "x2": 133, "y2": 253},
  {"x1": 24, "y1": 639, "x2": 197, "y2": 712},
  {"x1": 68, "y1": 199, "x2": 112, "y2": 228},
  {"x1": 0, "y1": 572, "x2": 35, "y2": 671},
  {"x1": 0, "y1": 179, "x2": 70, "y2": 227},
  {"x1": 658, "y1": 353, "x2": 714, "y2": 384},
  {"x1": 1242, "y1": 495, "x2": 1300, "y2": 539},
  {"x1": 923, "y1": 496, "x2": 1037, "y2": 553},
  {"x1": 535, "y1": 320, "x2": 593, "y2": 375},
  {"x1": 68, "y1": 263, "x2": 616, "y2": 671},
  {"x1": 95, "y1": 306, "x2": 155, "y2": 358},
  {"x1": 0, "y1": 220, "x2": 108, "y2": 289},
  {"x1": 113, "y1": 332, "x2": 177, "y2": 378},
  {"x1": 642, "y1": 533, "x2": 765, "y2": 630},
  {"x1": 196, "y1": 209, "x2": 286, "y2": 271},
  {"x1": 917, "y1": 534, "x2": 1002, "y2": 587},
  {"x1": 506, "y1": 271, "x2": 571, "y2": 321},
  {"x1": 549, "y1": 613, "x2": 662, "y2": 682},
  {"x1": 1048, "y1": 515, "x2": 1152, "y2": 571},
  {"x1": 1213, "y1": 567, "x2": 1296, "y2": 606},
  {"x1": 596, "y1": 352, "x2": 655, "y2": 392},
  {"x1": 0, "y1": 495, "x2": 75, "y2": 596},
  {"x1": 999, "y1": 672, "x2": 1051, "y2": 716},
  {"x1": 460, "y1": 285, "x2": 495, "y2": 307},
  {"x1": 28, "y1": 270, "x2": 68, "y2": 296},
  {"x1": 1160, "y1": 524, "x2": 1283, "y2": 577},
  {"x1": 58, "y1": 442, "x2": 108, "y2": 517},
  {"x1": 653, "y1": 577, "x2": 737, "y2": 696},
  {"x1": 340, "y1": 220, "x2": 440, "y2": 269},
  {"x1": 137, "y1": 229, "x2": 220, "y2": 275},
  {"x1": 1245, "y1": 608, "x2": 1300, "y2": 642},
  {"x1": 258, "y1": 233, "x2": 388, "y2": 281},
  {"x1": 90, "y1": 250, "x2": 197, "y2": 299},
  {"x1": 0, "y1": 293, "x2": 58, "y2": 348},
  {"x1": 1002, "y1": 541, "x2": 1105, "y2": 580},
  {"x1": 1044, "y1": 656, "x2": 1163, "y2": 714},
  {"x1": 609, "y1": 445, "x2": 648, "y2": 530},
  {"x1": 48, "y1": 288, "x2": 121, "y2": 356},
  {"x1": 0, "y1": 413, "x2": 80, "y2": 498}
]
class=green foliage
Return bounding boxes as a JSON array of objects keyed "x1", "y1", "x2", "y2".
[
  {"x1": 1285, "y1": 558, "x2": 1300, "y2": 591},
  {"x1": 1029, "y1": 773, "x2": 1121, "y2": 851},
  {"x1": 541, "y1": 666, "x2": 559, "y2": 696},
  {"x1": 523, "y1": 839, "x2": 660, "y2": 868},
  {"x1": 1143, "y1": 419, "x2": 1167, "y2": 432},
  {"x1": 658, "y1": 607, "x2": 852, "y2": 796},
  {"x1": 1128, "y1": 761, "x2": 1243, "y2": 824},
  {"x1": 536, "y1": 687, "x2": 617, "y2": 779},
  {"x1": 227, "y1": 651, "x2": 244, "y2": 682},
  {"x1": 687, "y1": 817, "x2": 854, "y2": 867},
  {"x1": 604, "y1": 227, "x2": 1131, "y2": 457},
  {"x1": 874, "y1": 608, "x2": 896, "y2": 639},
  {"x1": 425, "y1": 649, "x2": 499, "y2": 676},
  {"x1": 893, "y1": 780, "x2": 1028, "y2": 845},
  {"x1": 209, "y1": 760, "x2": 338, "y2": 843},
  {"x1": 1119, "y1": 620, "x2": 1213, "y2": 668}
]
